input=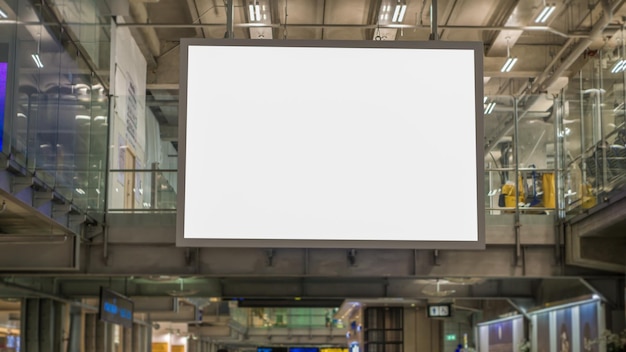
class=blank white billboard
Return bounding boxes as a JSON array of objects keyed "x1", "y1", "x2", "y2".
[{"x1": 178, "y1": 40, "x2": 484, "y2": 249}]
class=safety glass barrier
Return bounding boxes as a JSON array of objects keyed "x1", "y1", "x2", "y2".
[
  {"x1": 484, "y1": 95, "x2": 558, "y2": 216},
  {"x1": 107, "y1": 169, "x2": 177, "y2": 212},
  {"x1": 564, "y1": 50, "x2": 626, "y2": 216},
  {"x1": 229, "y1": 307, "x2": 344, "y2": 329},
  {"x1": 49, "y1": 0, "x2": 112, "y2": 76},
  {"x1": 1, "y1": 2, "x2": 109, "y2": 213}
]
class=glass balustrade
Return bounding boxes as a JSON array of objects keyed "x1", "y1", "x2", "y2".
[
  {"x1": 229, "y1": 307, "x2": 343, "y2": 329},
  {"x1": 1, "y1": 0, "x2": 110, "y2": 213}
]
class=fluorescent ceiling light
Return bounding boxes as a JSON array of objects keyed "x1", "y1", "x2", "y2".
[
  {"x1": 75, "y1": 115, "x2": 91, "y2": 120},
  {"x1": 500, "y1": 57, "x2": 517, "y2": 72},
  {"x1": 248, "y1": 4, "x2": 255, "y2": 21},
  {"x1": 31, "y1": 54, "x2": 44, "y2": 68},
  {"x1": 392, "y1": 4, "x2": 406, "y2": 23},
  {"x1": 611, "y1": 59, "x2": 626, "y2": 73},
  {"x1": 249, "y1": 2, "x2": 262, "y2": 22},
  {"x1": 535, "y1": 5, "x2": 556, "y2": 23},
  {"x1": 484, "y1": 102, "x2": 496, "y2": 114},
  {"x1": 0, "y1": 8, "x2": 8, "y2": 19}
]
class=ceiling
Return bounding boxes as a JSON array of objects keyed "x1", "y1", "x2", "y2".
[{"x1": 118, "y1": 0, "x2": 626, "y2": 152}]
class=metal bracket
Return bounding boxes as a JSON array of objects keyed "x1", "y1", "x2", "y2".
[
  {"x1": 11, "y1": 175, "x2": 34, "y2": 195},
  {"x1": 83, "y1": 222, "x2": 103, "y2": 241},
  {"x1": 266, "y1": 249, "x2": 275, "y2": 267},
  {"x1": 33, "y1": 191, "x2": 53, "y2": 214},
  {"x1": 347, "y1": 249, "x2": 357, "y2": 266},
  {"x1": 514, "y1": 221, "x2": 522, "y2": 267},
  {"x1": 185, "y1": 248, "x2": 193, "y2": 266},
  {"x1": 5, "y1": 158, "x2": 27, "y2": 177}
]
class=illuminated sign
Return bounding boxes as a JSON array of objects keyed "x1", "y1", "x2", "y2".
[
  {"x1": 427, "y1": 304, "x2": 452, "y2": 317},
  {"x1": 98, "y1": 287, "x2": 134, "y2": 328}
]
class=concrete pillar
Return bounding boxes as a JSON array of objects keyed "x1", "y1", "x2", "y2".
[
  {"x1": 187, "y1": 339, "x2": 197, "y2": 352},
  {"x1": 122, "y1": 326, "x2": 132, "y2": 351},
  {"x1": 95, "y1": 316, "x2": 107, "y2": 352},
  {"x1": 68, "y1": 306, "x2": 83, "y2": 352},
  {"x1": 85, "y1": 313, "x2": 97, "y2": 352},
  {"x1": 132, "y1": 323, "x2": 141, "y2": 351},
  {"x1": 21, "y1": 299, "x2": 70, "y2": 352},
  {"x1": 131, "y1": 324, "x2": 152, "y2": 352}
]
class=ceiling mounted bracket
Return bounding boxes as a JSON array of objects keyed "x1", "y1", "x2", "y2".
[
  {"x1": 347, "y1": 249, "x2": 357, "y2": 266},
  {"x1": 266, "y1": 249, "x2": 275, "y2": 266}
]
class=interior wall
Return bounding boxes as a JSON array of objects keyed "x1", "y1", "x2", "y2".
[
  {"x1": 108, "y1": 16, "x2": 147, "y2": 210},
  {"x1": 476, "y1": 316, "x2": 524, "y2": 352},
  {"x1": 403, "y1": 308, "x2": 441, "y2": 352}
]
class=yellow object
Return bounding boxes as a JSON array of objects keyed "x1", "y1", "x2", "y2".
[
  {"x1": 581, "y1": 183, "x2": 597, "y2": 209},
  {"x1": 152, "y1": 343, "x2": 168, "y2": 352},
  {"x1": 501, "y1": 177, "x2": 525, "y2": 208},
  {"x1": 172, "y1": 345, "x2": 185, "y2": 352},
  {"x1": 542, "y1": 173, "x2": 556, "y2": 209},
  {"x1": 321, "y1": 349, "x2": 349, "y2": 352}
]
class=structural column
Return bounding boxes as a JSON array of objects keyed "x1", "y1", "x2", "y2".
[{"x1": 21, "y1": 298, "x2": 70, "y2": 352}]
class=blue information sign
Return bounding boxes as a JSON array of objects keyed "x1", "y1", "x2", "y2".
[{"x1": 99, "y1": 287, "x2": 134, "y2": 328}]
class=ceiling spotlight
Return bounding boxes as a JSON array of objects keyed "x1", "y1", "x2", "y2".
[{"x1": 535, "y1": 3, "x2": 556, "y2": 23}]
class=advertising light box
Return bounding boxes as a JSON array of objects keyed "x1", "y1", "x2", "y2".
[{"x1": 178, "y1": 39, "x2": 484, "y2": 249}]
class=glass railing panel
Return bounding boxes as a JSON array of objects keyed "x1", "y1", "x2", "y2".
[
  {"x1": 515, "y1": 94, "x2": 558, "y2": 215},
  {"x1": 2, "y1": 1, "x2": 109, "y2": 215},
  {"x1": 565, "y1": 51, "x2": 626, "y2": 216},
  {"x1": 484, "y1": 95, "x2": 526, "y2": 215},
  {"x1": 231, "y1": 307, "x2": 341, "y2": 329},
  {"x1": 49, "y1": 0, "x2": 111, "y2": 75},
  {"x1": 107, "y1": 170, "x2": 177, "y2": 212}
]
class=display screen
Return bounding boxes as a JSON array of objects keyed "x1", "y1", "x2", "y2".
[
  {"x1": 427, "y1": 304, "x2": 452, "y2": 317},
  {"x1": 178, "y1": 40, "x2": 484, "y2": 249},
  {"x1": 98, "y1": 287, "x2": 134, "y2": 328}
]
